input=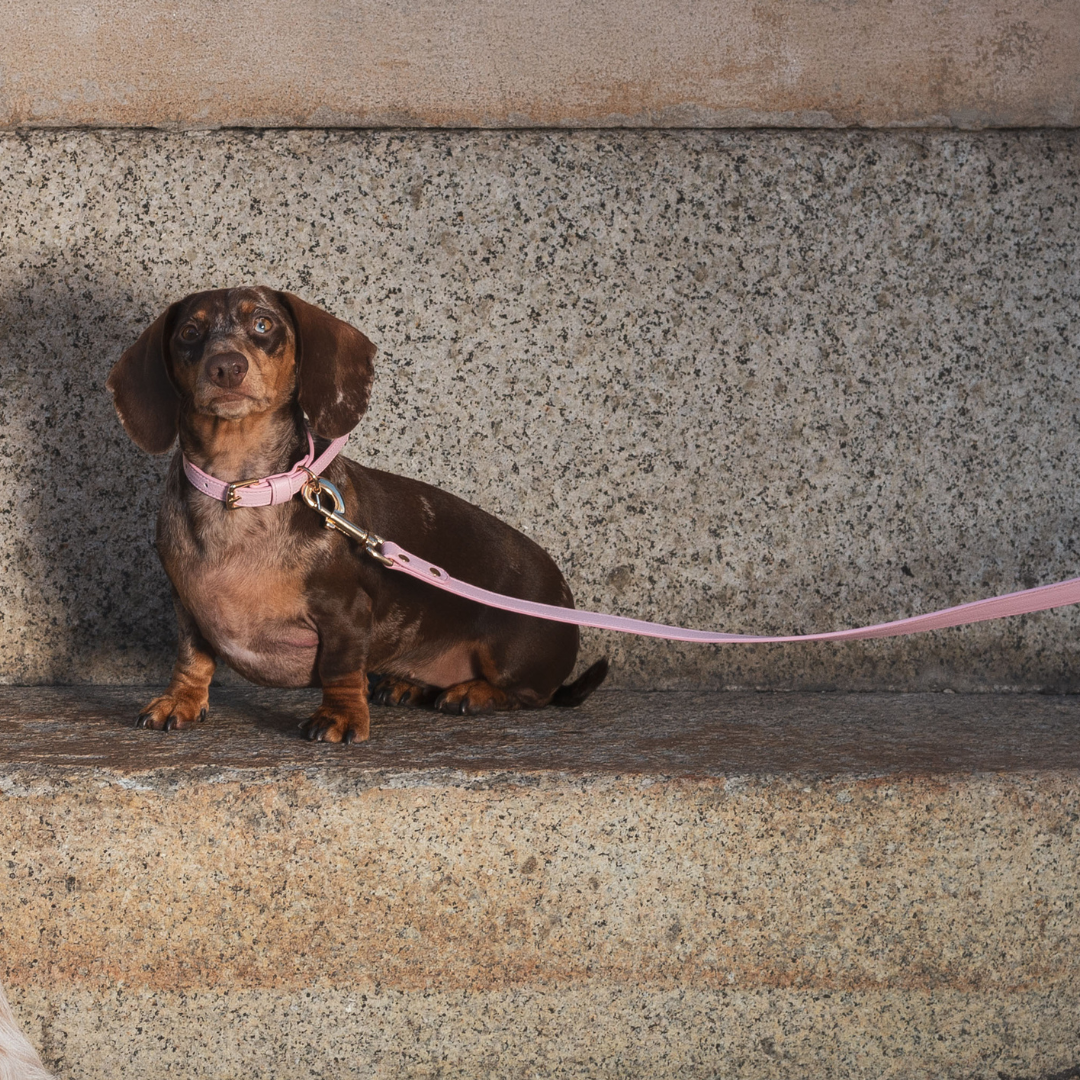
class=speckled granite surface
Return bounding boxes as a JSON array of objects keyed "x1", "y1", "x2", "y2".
[
  {"x1": 1, "y1": 687, "x2": 1079, "y2": 1078},
  {"x1": 1, "y1": 129, "x2": 1079, "y2": 691}
]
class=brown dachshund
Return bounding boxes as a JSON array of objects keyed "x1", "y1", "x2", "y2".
[{"x1": 107, "y1": 287, "x2": 607, "y2": 743}]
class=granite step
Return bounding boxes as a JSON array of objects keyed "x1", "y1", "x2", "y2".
[{"x1": 1, "y1": 686, "x2": 1078, "y2": 1080}]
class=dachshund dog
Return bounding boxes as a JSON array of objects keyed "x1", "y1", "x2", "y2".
[{"x1": 107, "y1": 288, "x2": 607, "y2": 743}]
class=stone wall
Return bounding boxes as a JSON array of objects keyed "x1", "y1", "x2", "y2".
[
  {"x1": 2, "y1": 128, "x2": 1077, "y2": 690},
  {"x1": 1, "y1": 0, "x2": 1076, "y2": 128}
]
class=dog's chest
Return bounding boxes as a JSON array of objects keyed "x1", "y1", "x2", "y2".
[{"x1": 167, "y1": 522, "x2": 322, "y2": 687}]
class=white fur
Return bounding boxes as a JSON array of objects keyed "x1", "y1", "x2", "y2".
[{"x1": 0, "y1": 984, "x2": 52, "y2": 1080}]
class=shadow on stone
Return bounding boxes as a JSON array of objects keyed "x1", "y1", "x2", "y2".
[{"x1": 1, "y1": 264, "x2": 175, "y2": 684}]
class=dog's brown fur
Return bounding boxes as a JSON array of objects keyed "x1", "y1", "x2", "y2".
[{"x1": 107, "y1": 287, "x2": 607, "y2": 743}]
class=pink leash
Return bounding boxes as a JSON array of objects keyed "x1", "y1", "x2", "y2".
[
  {"x1": 187, "y1": 448, "x2": 1080, "y2": 643},
  {"x1": 378, "y1": 541, "x2": 1080, "y2": 643}
]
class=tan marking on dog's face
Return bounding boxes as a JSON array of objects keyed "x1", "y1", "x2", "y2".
[{"x1": 168, "y1": 287, "x2": 298, "y2": 422}]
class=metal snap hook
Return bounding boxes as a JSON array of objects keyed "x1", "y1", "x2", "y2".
[
  {"x1": 300, "y1": 476, "x2": 393, "y2": 566},
  {"x1": 301, "y1": 476, "x2": 346, "y2": 519}
]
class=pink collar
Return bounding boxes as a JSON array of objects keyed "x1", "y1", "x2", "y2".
[{"x1": 183, "y1": 426, "x2": 349, "y2": 509}]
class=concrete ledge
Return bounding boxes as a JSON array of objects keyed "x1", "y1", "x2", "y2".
[
  {"x1": 0, "y1": 0, "x2": 1077, "y2": 130},
  {"x1": 1, "y1": 686, "x2": 1079, "y2": 1078}
]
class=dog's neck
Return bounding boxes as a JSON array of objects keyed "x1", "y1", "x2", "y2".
[{"x1": 178, "y1": 404, "x2": 306, "y2": 483}]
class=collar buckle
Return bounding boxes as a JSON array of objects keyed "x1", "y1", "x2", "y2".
[{"x1": 224, "y1": 477, "x2": 262, "y2": 510}]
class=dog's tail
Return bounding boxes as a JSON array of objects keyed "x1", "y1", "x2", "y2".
[
  {"x1": 0, "y1": 982, "x2": 53, "y2": 1080},
  {"x1": 551, "y1": 658, "x2": 609, "y2": 708}
]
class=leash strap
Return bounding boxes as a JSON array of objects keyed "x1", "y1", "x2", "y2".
[
  {"x1": 184, "y1": 426, "x2": 348, "y2": 509},
  {"x1": 378, "y1": 540, "x2": 1080, "y2": 642},
  {"x1": 299, "y1": 476, "x2": 1080, "y2": 642}
]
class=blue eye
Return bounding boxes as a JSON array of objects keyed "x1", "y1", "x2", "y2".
[{"x1": 253, "y1": 317, "x2": 272, "y2": 334}]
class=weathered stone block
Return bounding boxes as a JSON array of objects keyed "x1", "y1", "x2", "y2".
[
  {"x1": 1, "y1": 686, "x2": 1078, "y2": 1078},
  {"x1": 0, "y1": 0, "x2": 1076, "y2": 129}
]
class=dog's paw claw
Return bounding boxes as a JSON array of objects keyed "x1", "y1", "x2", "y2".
[{"x1": 299, "y1": 717, "x2": 339, "y2": 743}]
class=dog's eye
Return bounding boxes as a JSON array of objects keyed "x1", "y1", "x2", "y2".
[
  {"x1": 179, "y1": 324, "x2": 201, "y2": 342},
  {"x1": 253, "y1": 317, "x2": 272, "y2": 334}
]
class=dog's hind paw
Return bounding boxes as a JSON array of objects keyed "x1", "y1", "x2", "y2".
[
  {"x1": 434, "y1": 680, "x2": 512, "y2": 715},
  {"x1": 369, "y1": 675, "x2": 440, "y2": 708}
]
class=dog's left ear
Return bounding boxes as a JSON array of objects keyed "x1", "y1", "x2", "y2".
[
  {"x1": 278, "y1": 292, "x2": 376, "y2": 439},
  {"x1": 107, "y1": 303, "x2": 182, "y2": 455}
]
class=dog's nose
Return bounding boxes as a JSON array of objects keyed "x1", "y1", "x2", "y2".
[{"x1": 206, "y1": 351, "x2": 249, "y2": 390}]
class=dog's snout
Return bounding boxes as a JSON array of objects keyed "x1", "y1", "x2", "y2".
[{"x1": 206, "y1": 351, "x2": 249, "y2": 390}]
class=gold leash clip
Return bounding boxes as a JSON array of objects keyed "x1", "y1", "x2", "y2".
[{"x1": 301, "y1": 477, "x2": 394, "y2": 567}]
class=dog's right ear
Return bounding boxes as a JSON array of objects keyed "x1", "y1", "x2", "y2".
[
  {"x1": 107, "y1": 304, "x2": 181, "y2": 455},
  {"x1": 277, "y1": 292, "x2": 376, "y2": 439}
]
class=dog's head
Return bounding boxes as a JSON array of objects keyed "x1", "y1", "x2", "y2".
[{"x1": 107, "y1": 287, "x2": 377, "y2": 453}]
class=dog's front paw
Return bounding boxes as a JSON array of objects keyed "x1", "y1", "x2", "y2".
[
  {"x1": 299, "y1": 706, "x2": 370, "y2": 744},
  {"x1": 136, "y1": 694, "x2": 209, "y2": 732}
]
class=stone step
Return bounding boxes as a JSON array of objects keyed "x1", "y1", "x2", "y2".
[{"x1": 1, "y1": 686, "x2": 1078, "y2": 1079}]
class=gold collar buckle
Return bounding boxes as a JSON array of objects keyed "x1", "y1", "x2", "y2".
[{"x1": 225, "y1": 477, "x2": 262, "y2": 510}]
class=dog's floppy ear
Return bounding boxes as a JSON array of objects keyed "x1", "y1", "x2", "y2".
[
  {"x1": 278, "y1": 292, "x2": 376, "y2": 439},
  {"x1": 107, "y1": 304, "x2": 181, "y2": 455}
]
